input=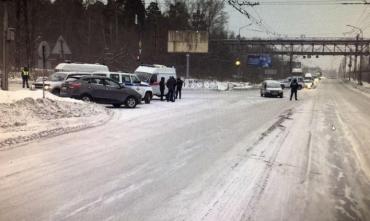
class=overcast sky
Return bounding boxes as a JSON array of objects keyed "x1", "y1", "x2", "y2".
[{"x1": 145, "y1": 1, "x2": 369, "y2": 69}]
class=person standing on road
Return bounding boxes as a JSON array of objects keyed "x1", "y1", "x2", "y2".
[
  {"x1": 159, "y1": 77, "x2": 166, "y2": 101},
  {"x1": 21, "y1": 67, "x2": 30, "y2": 88},
  {"x1": 290, "y1": 78, "x2": 299, "y2": 101},
  {"x1": 166, "y1": 76, "x2": 176, "y2": 102},
  {"x1": 175, "y1": 77, "x2": 184, "y2": 99}
]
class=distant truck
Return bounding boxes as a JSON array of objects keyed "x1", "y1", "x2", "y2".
[{"x1": 304, "y1": 73, "x2": 313, "y2": 80}]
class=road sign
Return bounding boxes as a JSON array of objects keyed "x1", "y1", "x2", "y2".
[
  {"x1": 168, "y1": 30, "x2": 209, "y2": 53},
  {"x1": 51, "y1": 36, "x2": 71, "y2": 57},
  {"x1": 247, "y1": 55, "x2": 272, "y2": 68},
  {"x1": 38, "y1": 41, "x2": 50, "y2": 58}
]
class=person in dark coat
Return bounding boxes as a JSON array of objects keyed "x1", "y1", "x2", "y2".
[
  {"x1": 175, "y1": 77, "x2": 184, "y2": 99},
  {"x1": 21, "y1": 67, "x2": 30, "y2": 88},
  {"x1": 159, "y1": 77, "x2": 166, "y2": 101},
  {"x1": 166, "y1": 76, "x2": 176, "y2": 102},
  {"x1": 290, "y1": 78, "x2": 299, "y2": 101}
]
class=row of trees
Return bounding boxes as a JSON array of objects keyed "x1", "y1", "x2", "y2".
[{"x1": 1, "y1": 0, "x2": 289, "y2": 82}]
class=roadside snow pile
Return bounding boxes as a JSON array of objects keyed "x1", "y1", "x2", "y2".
[
  {"x1": 344, "y1": 79, "x2": 370, "y2": 98},
  {"x1": 184, "y1": 79, "x2": 256, "y2": 91},
  {"x1": 0, "y1": 90, "x2": 111, "y2": 148}
]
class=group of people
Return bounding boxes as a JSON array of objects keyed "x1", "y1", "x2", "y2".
[{"x1": 159, "y1": 76, "x2": 184, "y2": 102}]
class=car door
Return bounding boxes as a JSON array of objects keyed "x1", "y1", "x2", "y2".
[
  {"x1": 89, "y1": 78, "x2": 107, "y2": 102},
  {"x1": 104, "y1": 79, "x2": 127, "y2": 103}
]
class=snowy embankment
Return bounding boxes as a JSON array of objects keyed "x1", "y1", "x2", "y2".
[
  {"x1": 184, "y1": 79, "x2": 257, "y2": 91},
  {"x1": 0, "y1": 90, "x2": 112, "y2": 148}
]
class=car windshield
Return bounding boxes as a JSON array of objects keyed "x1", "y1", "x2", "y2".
[
  {"x1": 131, "y1": 75, "x2": 141, "y2": 83},
  {"x1": 267, "y1": 82, "x2": 281, "y2": 88},
  {"x1": 49, "y1": 72, "x2": 67, "y2": 82},
  {"x1": 135, "y1": 72, "x2": 151, "y2": 82}
]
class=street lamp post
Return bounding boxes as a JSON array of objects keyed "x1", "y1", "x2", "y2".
[
  {"x1": 346, "y1": 24, "x2": 364, "y2": 85},
  {"x1": 237, "y1": 23, "x2": 252, "y2": 77}
]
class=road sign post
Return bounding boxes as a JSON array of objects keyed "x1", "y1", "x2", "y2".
[{"x1": 42, "y1": 45, "x2": 46, "y2": 98}]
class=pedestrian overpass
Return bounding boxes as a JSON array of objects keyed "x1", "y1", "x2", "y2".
[{"x1": 211, "y1": 37, "x2": 370, "y2": 82}]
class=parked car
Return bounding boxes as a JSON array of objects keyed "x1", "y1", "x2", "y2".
[
  {"x1": 134, "y1": 64, "x2": 177, "y2": 97},
  {"x1": 60, "y1": 76, "x2": 142, "y2": 108},
  {"x1": 31, "y1": 72, "x2": 91, "y2": 95},
  {"x1": 281, "y1": 76, "x2": 304, "y2": 90},
  {"x1": 260, "y1": 80, "x2": 284, "y2": 98},
  {"x1": 304, "y1": 79, "x2": 314, "y2": 89},
  {"x1": 92, "y1": 71, "x2": 153, "y2": 104}
]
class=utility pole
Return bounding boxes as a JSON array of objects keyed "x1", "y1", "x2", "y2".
[
  {"x1": 347, "y1": 25, "x2": 363, "y2": 85},
  {"x1": 354, "y1": 34, "x2": 359, "y2": 81},
  {"x1": 1, "y1": 0, "x2": 8, "y2": 90},
  {"x1": 186, "y1": 54, "x2": 190, "y2": 79},
  {"x1": 359, "y1": 36, "x2": 363, "y2": 85}
]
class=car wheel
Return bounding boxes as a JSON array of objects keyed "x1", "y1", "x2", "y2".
[
  {"x1": 280, "y1": 94, "x2": 284, "y2": 98},
  {"x1": 125, "y1": 96, "x2": 138, "y2": 108},
  {"x1": 298, "y1": 85, "x2": 302, "y2": 90},
  {"x1": 144, "y1": 92, "x2": 151, "y2": 104},
  {"x1": 52, "y1": 88, "x2": 60, "y2": 96},
  {"x1": 81, "y1": 94, "x2": 93, "y2": 102},
  {"x1": 113, "y1": 103, "x2": 121, "y2": 108}
]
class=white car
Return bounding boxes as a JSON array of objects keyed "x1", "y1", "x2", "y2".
[
  {"x1": 304, "y1": 79, "x2": 313, "y2": 89},
  {"x1": 260, "y1": 80, "x2": 284, "y2": 98},
  {"x1": 31, "y1": 72, "x2": 91, "y2": 95},
  {"x1": 92, "y1": 71, "x2": 153, "y2": 104}
]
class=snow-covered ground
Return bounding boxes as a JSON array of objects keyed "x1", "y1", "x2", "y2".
[
  {"x1": 0, "y1": 89, "x2": 111, "y2": 148},
  {"x1": 0, "y1": 80, "x2": 369, "y2": 221}
]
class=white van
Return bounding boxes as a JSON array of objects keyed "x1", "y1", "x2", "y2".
[
  {"x1": 92, "y1": 71, "x2": 153, "y2": 104},
  {"x1": 134, "y1": 64, "x2": 177, "y2": 96},
  {"x1": 55, "y1": 63, "x2": 109, "y2": 73}
]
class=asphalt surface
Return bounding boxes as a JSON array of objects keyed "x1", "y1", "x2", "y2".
[{"x1": 1, "y1": 80, "x2": 369, "y2": 221}]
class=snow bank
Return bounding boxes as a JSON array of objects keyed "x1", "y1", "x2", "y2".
[
  {"x1": 184, "y1": 79, "x2": 256, "y2": 91},
  {"x1": 0, "y1": 90, "x2": 111, "y2": 148},
  {"x1": 0, "y1": 89, "x2": 81, "y2": 104}
]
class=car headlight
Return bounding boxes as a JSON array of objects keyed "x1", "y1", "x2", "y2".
[{"x1": 44, "y1": 85, "x2": 50, "y2": 90}]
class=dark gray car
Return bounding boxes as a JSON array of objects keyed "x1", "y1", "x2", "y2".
[{"x1": 60, "y1": 76, "x2": 142, "y2": 108}]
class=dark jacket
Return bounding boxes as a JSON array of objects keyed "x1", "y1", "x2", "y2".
[
  {"x1": 166, "y1": 77, "x2": 176, "y2": 90},
  {"x1": 159, "y1": 79, "x2": 165, "y2": 90},
  {"x1": 176, "y1": 79, "x2": 184, "y2": 90},
  {"x1": 290, "y1": 80, "x2": 299, "y2": 91}
]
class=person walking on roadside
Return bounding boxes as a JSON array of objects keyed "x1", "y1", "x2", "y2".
[
  {"x1": 159, "y1": 77, "x2": 166, "y2": 101},
  {"x1": 175, "y1": 77, "x2": 184, "y2": 99},
  {"x1": 21, "y1": 67, "x2": 30, "y2": 88},
  {"x1": 290, "y1": 78, "x2": 299, "y2": 101}
]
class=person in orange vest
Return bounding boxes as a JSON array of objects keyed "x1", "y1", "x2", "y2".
[{"x1": 21, "y1": 67, "x2": 30, "y2": 88}]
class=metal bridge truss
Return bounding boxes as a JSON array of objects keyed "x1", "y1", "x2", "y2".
[{"x1": 212, "y1": 39, "x2": 370, "y2": 56}]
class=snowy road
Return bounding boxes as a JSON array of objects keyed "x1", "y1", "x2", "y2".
[{"x1": 1, "y1": 80, "x2": 370, "y2": 221}]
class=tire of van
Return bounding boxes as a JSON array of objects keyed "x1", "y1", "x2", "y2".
[
  {"x1": 298, "y1": 85, "x2": 303, "y2": 90},
  {"x1": 144, "y1": 92, "x2": 151, "y2": 104}
]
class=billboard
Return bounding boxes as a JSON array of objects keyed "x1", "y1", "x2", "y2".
[
  {"x1": 247, "y1": 55, "x2": 272, "y2": 68},
  {"x1": 168, "y1": 31, "x2": 208, "y2": 53}
]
